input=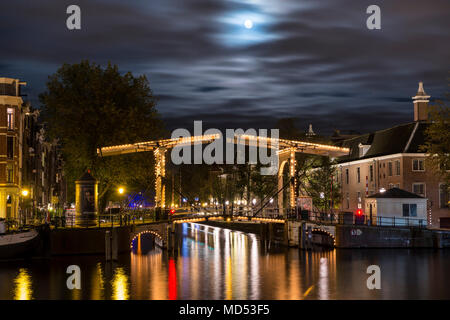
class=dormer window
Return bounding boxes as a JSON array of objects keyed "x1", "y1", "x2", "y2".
[{"x1": 358, "y1": 143, "x2": 371, "y2": 158}]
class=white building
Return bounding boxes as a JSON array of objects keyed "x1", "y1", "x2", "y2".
[{"x1": 365, "y1": 188, "x2": 427, "y2": 227}]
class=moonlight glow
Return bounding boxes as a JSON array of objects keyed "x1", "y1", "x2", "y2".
[{"x1": 244, "y1": 19, "x2": 253, "y2": 29}]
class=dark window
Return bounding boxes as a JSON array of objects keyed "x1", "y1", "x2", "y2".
[
  {"x1": 7, "y1": 164, "x2": 13, "y2": 183},
  {"x1": 357, "y1": 167, "x2": 360, "y2": 183},
  {"x1": 413, "y1": 183, "x2": 425, "y2": 197},
  {"x1": 345, "y1": 169, "x2": 349, "y2": 184},
  {"x1": 369, "y1": 165, "x2": 374, "y2": 182},
  {"x1": 388, "y1": 162, "x2": 393, "y2": 176},
  {"x1": 7, "y1": 137, "x2": 14, "y2": 159},
  {"x1": 395, "y1": 160, "x2": 401, "y2": 175},
  {"x1": 440, "y1": 184, "x2": 449, "y2": 208},
  {"x1": 402, "y1": 204, "x2": 417, "y2": 217},
  {"x1": 402, "y1": 204, "x2": 408, "y2": 216},
  {"x1": 413, "y1": 159, "x2": 424, "y2": 171}
]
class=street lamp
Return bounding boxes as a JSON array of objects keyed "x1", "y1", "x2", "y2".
[
  {"x1": 20, "y1": 189, "x2": 30, "y2": 226},
  {"x1": 116, "y1": 187, "x2": 126, "y2": 226}
]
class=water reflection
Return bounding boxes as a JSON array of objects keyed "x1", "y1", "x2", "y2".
[
  {"x1": 91, "y1": 263, "x2": 105, "y2": 300},
  {"x1": 14, "y1": 268, "x2": 33, "y2": 300},
  {"x1": 1, "y1": 223, "x2": 450, "y2": 300},
  {"x1": 111, "y1": 268, "x2": 129, "y2": 300}
]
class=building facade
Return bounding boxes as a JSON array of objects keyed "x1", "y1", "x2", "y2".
[
  {"x1": 336, "y1": 82, "x2": 449, "y2": 228},
  {"x1": 0, "y1": 77, "x2": 27, "y2": 219},
  {"x1": 0, "y1": 77, "x2": 66, "y2": 222}
]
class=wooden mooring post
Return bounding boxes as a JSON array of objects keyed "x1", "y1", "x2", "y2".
[{"x1": 105, "y1": 228, "x2": 118, "y2": 261}]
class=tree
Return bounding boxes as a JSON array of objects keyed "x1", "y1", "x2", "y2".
[
  {"x1": 39, "y1": 61, "x2": 164, "y2": 210},
  {"x1": 250, "y1": 164, "x2": 277, "y2": 205},
  {"x1": 296, "y1": 156, "x2": 341, "y2": 212},
  {"x1": 420, "y1": 99, "x2": 450, "y2": 186}
]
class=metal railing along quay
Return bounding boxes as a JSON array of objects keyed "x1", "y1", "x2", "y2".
[{"x1": 280, "y1": 210, "x2": 426, "y2": 228}]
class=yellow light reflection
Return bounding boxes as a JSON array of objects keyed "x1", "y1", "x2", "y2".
[
  {"x1": 91, "y1": 263, "x2": 105, "y2": 300},
  {"x1": 14, "y1": 268, "x2": 33, "y2": 300},
  {"x1": 111, "y1": 267, "x2": 129, "y2": 300}
]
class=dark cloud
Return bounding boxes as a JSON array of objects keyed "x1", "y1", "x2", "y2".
[{"x1": 0, "y1": 0, "x2": 449, "y2": 136}]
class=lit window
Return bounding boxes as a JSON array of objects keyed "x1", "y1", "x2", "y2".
[
  {"x1": 7, "y1": 108, "x2": 14, "y2": 130},
  {"x1": 412, "y1": 159, "x2": 424, "y2": 171}
]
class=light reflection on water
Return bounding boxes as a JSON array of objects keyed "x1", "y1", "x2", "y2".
[
  {"x1": 0, "y1": 223, "x2": 450, "y2": 299},
  {"x1": 111, "y1": 267, "x2": 129, "y2": 300},
  {"x1": 14, "y1": 268, "x2": 33, "y2": 300}
]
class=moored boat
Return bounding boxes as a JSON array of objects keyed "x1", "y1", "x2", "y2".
[{"x1": 0, "y1": 229, "x2": 40, "y2": 260}]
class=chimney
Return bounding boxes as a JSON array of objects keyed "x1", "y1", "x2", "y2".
[{"x1": 412, "y1": 81, "x2": 430, "y2": 121}]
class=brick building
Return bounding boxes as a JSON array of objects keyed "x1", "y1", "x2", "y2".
[
  {"x1": 0, "y1": 77, "x2": 66, "y2": 222},
  {"x1": 0, "y1": 77, "x2": 27, "y2": 219},
  {"x1": 335, "y1": 82, "x2": 449, "y2": 228}
]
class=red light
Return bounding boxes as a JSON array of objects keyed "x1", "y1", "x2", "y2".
[
  {"x1": 170, "y1": 209, "x2": 175, "y2": 214},
  {"x1": 356, "y1": 209, "x2": 363, "y2": 216},
  {"x1": 168, "y1": 258, "x2": 177, "y2": 300}
]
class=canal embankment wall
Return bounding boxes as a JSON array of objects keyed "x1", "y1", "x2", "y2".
[
  {"x1": 37, "y1": 219, "x2": 450, "y2": 257},
  {"x1": 48, "y1": 226, "x2": 132, "y2": 255},
  {"x1": 287, "y1": 221, "x2": 450, "y2": 248}
]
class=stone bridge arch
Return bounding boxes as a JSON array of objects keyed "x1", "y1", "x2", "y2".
[
  {"x1": 130, "y1": 222, "x2": 169, "y2": 248},
  {"x1": 305, "y1": 222, "x2": 336, "y2": 247}
]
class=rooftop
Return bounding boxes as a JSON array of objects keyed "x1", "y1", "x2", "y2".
[{"x1": 368, "y1": 188, "x2": 424, "y2": 199}]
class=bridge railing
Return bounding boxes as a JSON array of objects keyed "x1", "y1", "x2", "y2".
[
  {"x1": 31, "y1": 209, "x2": 169, "y2": 229},
  {"x1": 297, "y1": 211, "x2": 427, "y2": 228}
]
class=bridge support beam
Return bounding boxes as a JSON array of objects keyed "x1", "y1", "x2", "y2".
[
  {"x1": 154, "y1": 147, "x2": 167, "y2": 208},
  {"x1": 277, "y1": 148, "x2": 297, "y2": 214}
]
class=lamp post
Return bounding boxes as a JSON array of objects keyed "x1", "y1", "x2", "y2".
[
  {"x1": 117, "y1": 187, "x2": 126, "y2": 226},
  {"x1": 20, "y1": 189, "x2": 29, "y2": 227}
]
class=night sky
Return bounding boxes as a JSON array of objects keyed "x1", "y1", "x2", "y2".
[{"x1": 1, "y1": 0, "x2": 449, "y2": 135}]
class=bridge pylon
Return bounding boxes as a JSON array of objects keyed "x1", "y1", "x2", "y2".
[
  {"x1": 154, "y1": 147, "x2": 167, "y2": 208},
  {"x1": 277, "y1": 148, "x2": 297, "y2": 212}
]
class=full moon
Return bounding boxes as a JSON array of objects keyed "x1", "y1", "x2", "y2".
[{"x1": 244, "y1": 19, "x2": 253, "y2": 29}]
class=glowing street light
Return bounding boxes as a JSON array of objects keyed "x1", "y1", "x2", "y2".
[
  {"x1": 21, "y1": 189, "x2": 29, "y2": 197},
  {"x1": 118, "y1": 187, "x2": 125, "y2": 195}
]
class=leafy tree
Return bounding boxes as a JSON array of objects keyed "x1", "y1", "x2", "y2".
[
  {"x1": 296, "y1": 156, "x2": 341, "y2": 212},
  {"x1": 39, "y1": 61, "x2": 164, "y2": 210},
  {"x1": 420, "y1": 99, "x2": 450, "y2": 186},
  {"x1": 250, "y1": 164, "x2": 277, "y2": 205}
]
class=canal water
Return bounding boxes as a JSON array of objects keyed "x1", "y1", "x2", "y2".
[{"x1": 1, "y1": 223, "x2": 449, "y2": 300}]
